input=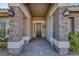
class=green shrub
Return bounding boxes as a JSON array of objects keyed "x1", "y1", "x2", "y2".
[
  {"x1": 69, "y1": 32, "x2": 79, "y2": 52},
  {"x1": 0, "y1": 38, "x2": 7, "y2": 48}
]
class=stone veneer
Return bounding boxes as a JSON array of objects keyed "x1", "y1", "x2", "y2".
[
  {"x1": 8, "y1": 6, "x2": 24, "y2": 55},
  {"x1": 53, "y1": 7, "x2": 70, "y2": 55},
  {"x1": 23, "y1": 17, "x2": 27, "y2": 36}
]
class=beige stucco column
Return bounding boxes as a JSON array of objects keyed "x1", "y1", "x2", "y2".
[
  {"x1": 8, "y1": 4, "x2": 24, "y2": 55},
  {"x1": 46, "y1": 15, "x2": 54, "y2": 44},
  {"x1": 23, "y1": 17, "x2": 27, "y2": 36}
]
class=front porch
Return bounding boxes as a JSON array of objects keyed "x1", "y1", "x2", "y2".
[
  {"x1": 7, "y1": 3, "x2": 70, "y2": 55},
  {"x1": 1, "y1": 3, "x2": 79, "y2": 56}
]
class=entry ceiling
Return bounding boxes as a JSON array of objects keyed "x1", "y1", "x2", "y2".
[{"x1": 26, "y1": 3, "x2": 51, "y2": 17}]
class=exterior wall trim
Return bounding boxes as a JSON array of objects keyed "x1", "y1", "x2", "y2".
[
  {"x1": 8, "y1": 3, "x2": 20, "y2": 7},
  {"x1": 19, "y1": 3, "x2": 32, "y2": 19},
  {"x1": 48, "y1": 4, "x2": 58, "y2": 16},
  {"x1": 46, "y1": 3, "x2": 58, "y2": 19},
  {"x1": 47, "y1": 3, "x2": 66, "y2": 18}
]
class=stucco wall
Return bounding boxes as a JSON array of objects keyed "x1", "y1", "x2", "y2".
[
  {"x1": 23, "y1": 17, "x2": 27, "y2": 36},
  {"x1": 46, "y1": 14, "x2": 54, "y2": 43},
  {"x1": 27, "y1": 18, "x2": 32, "y2": 37},
  {"x1": 32, "y1": 17, "x2": 45, "y2": 21}
]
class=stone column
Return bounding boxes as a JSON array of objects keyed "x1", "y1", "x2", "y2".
[
  {"x1": 8, "y1": 5, "x2": 24, "y2": 55},
  {"x1": 75, "y1": 17, "x2": 79, "y2": 32},
  {"x1": 58, "y1": 7, "x2": 70, "y2": 55},
  {"x1": 54, "y1": 7, "x2": 70, "y2": 55}
]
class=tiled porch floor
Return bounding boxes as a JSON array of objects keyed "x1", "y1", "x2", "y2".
[{"x1": 19, "y1": 38, "x2": 58, "y2": 56}]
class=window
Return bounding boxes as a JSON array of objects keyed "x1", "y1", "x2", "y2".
[
  {"x1": 69, "y1": 17, "x2": 75, "y2": 32},
  {"x1": 0, "y1": 22, "x2": 6, "y2": 37},
  {"x1": 0, "y1": 20, "x2": 9, "y2": 38}
]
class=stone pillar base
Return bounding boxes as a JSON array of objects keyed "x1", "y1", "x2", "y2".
[
  {"x1": 7, "y1": 40, "x2": 24, "y2": 55},
  {"x1": 8, "y1": 45, "x2": 23, "y2": 55},
  {"x1": 50, "y1": 38, "x2": 70, "y2": 55},
  {"x1": 56, "y1": 47, "x2": 69, "y2": 55}
]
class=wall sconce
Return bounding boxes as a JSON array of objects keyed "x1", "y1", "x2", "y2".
[
  {"x1": 9, "y1": 7, "x2": 15, "y2": 17},
  {"x1": 63, "y1": 9, "x2": 69, "y2": 16}
]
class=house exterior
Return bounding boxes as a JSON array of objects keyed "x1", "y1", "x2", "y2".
[
  {"x1": 1, "y1": 3, "x2": 79, "y2": 55},
  {"x1": 0, "y1": 9, "x2": 9, "y2": 39}
]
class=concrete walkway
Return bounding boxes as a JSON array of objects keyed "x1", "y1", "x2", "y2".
[
  {"x1": 0, "y1": 38, "x2": 79, "y2": 56},
  {"x1": 19, "y1": 38, "x2": 58, "y2": 56}
]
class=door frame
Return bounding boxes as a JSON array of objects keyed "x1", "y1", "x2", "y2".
[{"x1": 32, "y1": 20, "x2": 45, "y2": 38}]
